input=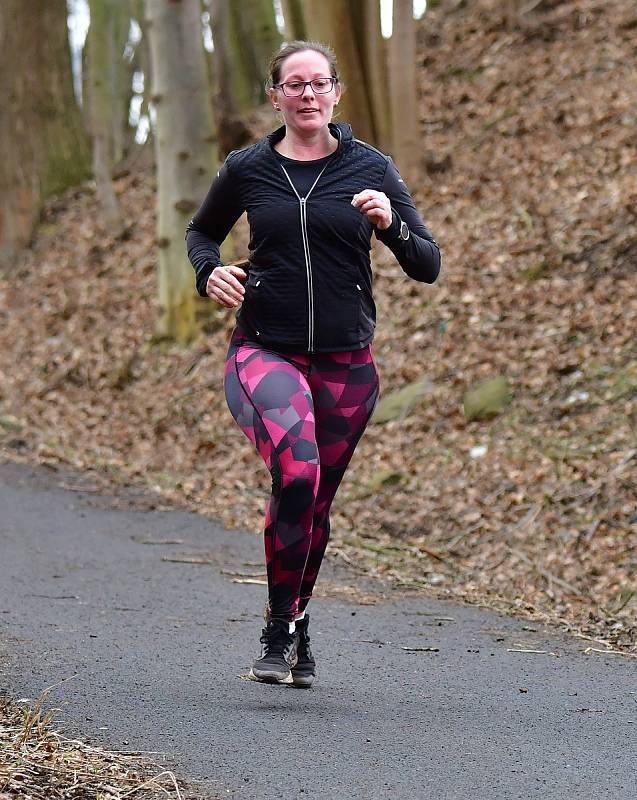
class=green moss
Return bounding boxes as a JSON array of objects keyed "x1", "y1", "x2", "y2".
[
  {"x1": 523, "y1": 261, "x2": 549, "y2": 281},
  {"x1": 463, "y1": 376, "x2": 512, "y2": 421},
  {"x1": 372, "y1": 377, "x2": 433, "y2": 423},
  {"x1": 41, "y1": 146, "x2": 91, "y2": 200}
]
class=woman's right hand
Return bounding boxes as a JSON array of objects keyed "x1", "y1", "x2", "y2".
[{"x1": 206, "y1": 265, "x2": 247, "y2": 308}]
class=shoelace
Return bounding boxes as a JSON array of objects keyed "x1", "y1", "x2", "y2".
[{"x1": 259, "y1": 624, "x2": 293, "y2": 656}]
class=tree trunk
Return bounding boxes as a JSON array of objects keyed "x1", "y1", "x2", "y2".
[
  {"x1": 211, "y1": 0, "x2": 278, "y2": 154},
  {"x1": 302, "y1": 0, "x2": 376, "y2": 145},
  {"x1": 353, "y1": 0, "x2": 391, "y2": 152},
  {"x1": 235, "y1": 0, "x2": 281, "y2": 104},
  {"x1": 128, "y1": 0, "x2": 152, "y2": 151},
  {"x1": 281, "y1": 0, "x2": 307, "y2": 41},
  {"x1": 87, "y1": 0, "x2": 124, "y2": 231},
  {"x1": 389, "y1": 0, "x2": 419, "y2": 184},
  {"x1": 0, "y1": 0, "x2": 90, "y2": 266},
  {"x1": 211, "y1": 0, "x2": 253, "y2": 116},
  {"x1": 145, "y1": 0, "x2": 217, "y2": 344},
  {"x1": 111, "y1": 2, "x2": 132, "y2": 165}
]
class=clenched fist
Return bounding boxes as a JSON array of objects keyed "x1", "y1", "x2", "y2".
[{"x1": 206, "y1": 264, "x2": 247, "y2": 308}]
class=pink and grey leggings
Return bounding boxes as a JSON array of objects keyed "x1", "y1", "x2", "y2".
[{"x1": 224, "y1": 325, "x2": 380, "y2": 622}]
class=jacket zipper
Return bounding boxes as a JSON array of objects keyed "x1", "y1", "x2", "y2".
[{"x1": 279, "y1": 164, "x2": 330, "y2": 352}]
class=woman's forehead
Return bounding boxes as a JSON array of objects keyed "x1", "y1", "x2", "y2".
[{"x1": 280, "y1": 50, "x2": 331, "y2": 80}]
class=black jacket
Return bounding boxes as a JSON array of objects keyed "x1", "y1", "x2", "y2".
[{"x1": 185, "y1": 122, "x2": 440, "y2": 352}]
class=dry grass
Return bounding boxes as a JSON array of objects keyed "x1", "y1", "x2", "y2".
[{"x1": 0, "y1": 688, "x2": 208, "y2": 800}]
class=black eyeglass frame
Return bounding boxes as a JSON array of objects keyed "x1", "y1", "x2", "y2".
[{"x1": 272, "y1": 77, "x2": 338, "y2": 97}]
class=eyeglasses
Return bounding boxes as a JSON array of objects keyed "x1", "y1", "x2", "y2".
[{"x1": 274, "y1": 77, "x2": 337, "y2": 97}]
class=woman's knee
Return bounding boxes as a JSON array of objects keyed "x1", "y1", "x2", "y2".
[{"x1": 274, "y1": 459, "x2": 320, "y2": 500}]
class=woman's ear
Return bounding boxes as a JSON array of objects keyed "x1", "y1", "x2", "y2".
[{"x1": 268, "y1": 87, "x2": 280, "y2": 111}]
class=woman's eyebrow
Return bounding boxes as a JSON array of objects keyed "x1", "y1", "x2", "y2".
[{"x1": 281, "y1": 73, "x2": 329, "y2": 81}]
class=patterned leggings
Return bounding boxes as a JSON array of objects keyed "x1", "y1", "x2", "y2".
[{"x1": 224, "y1": 325, "x2": 380, "y2": 622}]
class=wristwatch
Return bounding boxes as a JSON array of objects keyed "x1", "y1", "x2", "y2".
[{"x1": 397, "y1": 220, "x2": 410, "y2": 242}]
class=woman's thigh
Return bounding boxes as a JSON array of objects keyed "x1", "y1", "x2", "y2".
[
  {"x1": 308, "y1": 346, "x2": 380, "y2": 467},
  {"x1": 224, "y1": 340, "x2": 320, "y2": 481}
]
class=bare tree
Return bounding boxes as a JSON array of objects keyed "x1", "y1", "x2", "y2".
[
  {"x1": 145, "y1": 0, "x2": 216, "y2": 343},
  {"x1": 0, "y1": 0, "x2": 90, "y2": 266},
  {"x1": 125, "y1": 0, "x2": 152, "y2": 159},
  {"x1": 238, "y1": 0, "x2": 281, "y2": 103},
  {"x1": 389, "y1": 0, "x2": 419, "y2": 183},
  {"x1": 302, "y1": 0, "x2": 376, "y2": 144},
  {"x1": 212, "y1": 0, "x2": 280, "y2": 113},
  {"x1": 211, "y1": 0, "x2": 254, "y2": 116},
  {"x1": 352, "y1": 0, "x2": 391, "y2": 152},
  {"x1": 87, "y1": 0, "x2": 127, "y2": 231},
  {"x1": 281, "y1": 0, "x2": 307, "y2": 41}
]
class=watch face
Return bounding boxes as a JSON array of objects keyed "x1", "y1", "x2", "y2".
[{"x1": 399, "y1": 221, "x2": 410, "y2": 241}]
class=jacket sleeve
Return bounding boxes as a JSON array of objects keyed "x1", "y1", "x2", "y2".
[
  {"x1": 185, "y1": 158, "x2": 246, "y2": 297},
  {"x1": 374, "y1": 158, "x2": 441, "y2": 283}
]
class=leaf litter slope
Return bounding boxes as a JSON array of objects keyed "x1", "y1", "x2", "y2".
[{"x1": 0, "y1": 0, "x2": 635, "y2": 652}]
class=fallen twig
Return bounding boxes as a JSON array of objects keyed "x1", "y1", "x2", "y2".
[
  {"x1": 58, "y1": 483, "x2": 101, "y2": 493},
  {"x1": 120, "y1": 769, "x2": 183, "y2": 799},
  {"x1": 220, "y1": 569, "x2": 267, "y2": 578},
  {"x1": 134, "y1": 537, "x2": 185, "y2": 545},
  {"x1": 572, "y1": 631, "x2": 637, "y2": 659},
  {"x1": 504, "y1": 504, "x2": 542, "y2": 539},
  {"x1": 583, "y1": 646, "x2": 637, "y2": 658}
]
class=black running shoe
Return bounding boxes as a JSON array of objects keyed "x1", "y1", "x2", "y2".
[
  {"x1": 291, "y1": 613, "x2": 316, "y2": 688},
  {"x1": 249, "y1": 618, "x2": 298, "y2": 684}
]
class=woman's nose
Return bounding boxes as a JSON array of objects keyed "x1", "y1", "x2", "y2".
[{"x1": 301, "y1": 83, "x2": 315, "y2": 99}]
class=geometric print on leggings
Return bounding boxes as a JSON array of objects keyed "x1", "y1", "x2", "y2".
[{"x1": 224, "y1": 324, "x2": 380, "y2": 622}]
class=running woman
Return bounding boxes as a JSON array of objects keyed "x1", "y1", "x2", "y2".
[{"x1": 185, "y1": 40, "x2": 440, "y2": 687}]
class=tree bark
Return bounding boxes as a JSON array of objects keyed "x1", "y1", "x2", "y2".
[
  {"x1": 281, "y1": 0, "x2": 307, "y2": 41},
  {"x1": 87, "y1": 0, "x2": 124, "y2": 231},
  {"x1": 389, "y1": 0, "x2": 419, "y2": 184},
  {"x1": 302, "y1": 0, "x2": 376, "y2": 145},
  {"x1": 211, "y1": 0, "x2": 279, "y2": 154},
  {"x1": 110, "y1": 1, "x2": 132, "y2": 165},
  {"x1": 211, "y1": 0, "x2": 253, "y2": 116},
  {"x1": 0, "y1": 0, "x2": 90, "y2": 266},
  {"x1": 145, "y1": 0, "x2": 216, "y2": 343},
  {"x1": 128, "y1": 0, "x2": 152, "y2": 151},
  {"x1": 352, "y1": 0, "x2": 391, "y2": 152},
  {"x1": 236, "y1": 0, "x2": 281, "y2": 104}
]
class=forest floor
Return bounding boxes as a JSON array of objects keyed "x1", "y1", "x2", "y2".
[{"x1": 1, "y1": 0, "x2": 636, "y2": 657}]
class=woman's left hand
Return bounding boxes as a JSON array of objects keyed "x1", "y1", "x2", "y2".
[{"x1": 351, "y1": 189, "x2": 392, "y2": 230}]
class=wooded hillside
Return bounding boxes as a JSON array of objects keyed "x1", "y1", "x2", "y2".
[{"x1": 1, "y1": 0, "x2": 635, "y2": 652}]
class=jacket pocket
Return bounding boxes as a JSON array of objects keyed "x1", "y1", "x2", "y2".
[
  {"x1": 312, "y1": 271, "x2": 362, "y2": 349},
  {"x1": 242, "y1": 264, "x2": 308, "y2": 345}
]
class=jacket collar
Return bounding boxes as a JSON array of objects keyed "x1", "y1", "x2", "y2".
[{"x1": 265, "y1": 122, "x2": 353, "y2": 153}]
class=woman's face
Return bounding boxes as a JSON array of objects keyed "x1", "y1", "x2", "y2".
[{"x1": 270, "y1": 50, "x2": 341, "y2": 134}]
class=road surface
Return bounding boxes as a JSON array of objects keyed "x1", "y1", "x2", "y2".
[{"x1": 0, "y1": 460, "x2": 635, "y2": 799}]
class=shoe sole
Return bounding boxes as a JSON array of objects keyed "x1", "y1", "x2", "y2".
[
  {"x1": 291, "y1": 673, "x2": 315, "y2": 688},
  {"x1": 249, "y1": 667, "x2": 293, "y2": 685}
]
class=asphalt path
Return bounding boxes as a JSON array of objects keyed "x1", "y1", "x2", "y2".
[{"x1": 0, "y1": 460, "x2": 635, "y2": 799}]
